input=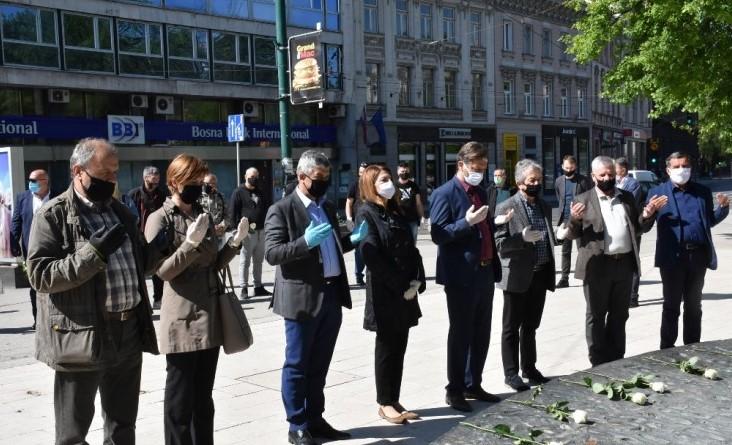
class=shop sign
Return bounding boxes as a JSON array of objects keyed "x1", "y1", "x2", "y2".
[
  {"x1": 438, "y1": 128, "x2": 472, "y2": 139},
  {"x1": 503, "y1": 133, "x2": 519, "y2": 151},
  {"x1": 561, "y1": 128, "x2": 577, "y2": 135}
]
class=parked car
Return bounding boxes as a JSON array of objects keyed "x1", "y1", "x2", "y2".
[{"x1": 628, "y1": 169, "x2": 661, "y2": 202}]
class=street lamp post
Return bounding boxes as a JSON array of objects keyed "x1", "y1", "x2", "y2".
[{"x1": 275, "y1": 0, "x2": 292, "y2": 180}]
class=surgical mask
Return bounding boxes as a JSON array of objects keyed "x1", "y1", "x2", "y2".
[
  {"x1": 307, "y1": 176, "x2": 331, "y2": 199},
  {"x1": 494, "y1": 176, "x2": 505, "y2": 187},
  {"x1": 524, "y1": 184, "x2": 542, "y2": 197},
  {"x1": 377, "y1": 180, "x2": 396, "y2": 199},
  {"x1": 28, "y1": 181, "x2": 41, "y2": 194},
  {"x1": 595, "y1": 178, "x2": 616, "y2": 193},
  {"x1": 180, "y1": 184, "x2": 203, "y2": 204},
  {"x1": 669, "y1": 167, "x2": 691, "y2": 185},
  {"x1": 463, "y1": 168, "x2": 484, "y2": 186},
  {"x1": 82, "y1": 171, "x2": 115, "y2": 203}
]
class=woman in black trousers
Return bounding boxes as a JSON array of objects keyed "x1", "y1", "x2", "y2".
[{"x1": 357, "y1": 165, "x2": 425, "y2": 424}]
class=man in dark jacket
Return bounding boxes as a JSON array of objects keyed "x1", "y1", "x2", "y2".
[
  {"x1": 264, "y1": 150, "x2": 367, "y2": 445},
  {"x1": 27, "y1": 138, "x2": 165, "y2": 445},
  {"x1": 483, "y1": 167, "x2": 515, "y2": 212},
  {"x1": 11, "y1": 169, "x2": 52, "y2": 330},
  {"x1": 230, "y1": 167, "x2": 272, "y2": 299},
  {"x1": 127, "y1": 165, "x2": 168, "y2": 308}
]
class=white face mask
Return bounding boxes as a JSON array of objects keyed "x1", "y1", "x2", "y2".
[
  {"x1": 668, "y1": 167, "x2": 691, "y2": 185},
  {"x1": 377, "y1": 180, "x2": 396, "y2": 199},
  {"x1": 462, "y1": 166, "x2": 484, "y2": 186}
]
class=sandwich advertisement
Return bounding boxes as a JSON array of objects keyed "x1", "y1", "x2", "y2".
[{"x1": 288, "y1": 30, "x2": 325, "y2": 105}]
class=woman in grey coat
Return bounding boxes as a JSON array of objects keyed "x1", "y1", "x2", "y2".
[{"x1": 144, "y1": 154, "x2": 249, "y2": 445}]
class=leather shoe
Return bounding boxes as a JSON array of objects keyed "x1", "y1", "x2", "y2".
[
  {"x1": 629, "y1": 298, "x2": 639, "y2": 308},
  {"x1": 445, "y1": 393, "x2": 473, "y2": 412},
  {"x1": 522, "y1": 368, "x2": 550, "y2": 384},
  {"x1": 239, "y1": 287, "x2": 249, "y2": 300},
  {"x1": 464, "y1": 386, "x2": 501, "y2": 403},
  {"x1": 309, "y1": 419, "x2": 351, "y2": 440},
  {"x1": 288, "y1": 429, "x2": 316, "y2": 445},
  {"x1": 254, "y1": 286, "x2": 272, "y2": 296},
  {"x1": 378, "y1": 407, "x2": 406, "y2": 424},
  {"x1": 505, "y1": 374, "x2": 530, "y2": 391},
  {"x1": 556, "y1": 278, "x2": 569, "y2": 288}
]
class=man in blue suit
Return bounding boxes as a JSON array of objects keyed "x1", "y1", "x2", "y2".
[
  {"x1": 431, "y1": 141, "x2": 502, "y2": 412},
  {"x1": 645, "y1": 152, "x2": 729, "y2": 349},
  {"x1": 11, "y1": 169, "x2": 52, "y2": 330}
]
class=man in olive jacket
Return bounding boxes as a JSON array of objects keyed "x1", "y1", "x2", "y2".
[{"x1": 26, "y1": 138, "x2": 165, "y2": 445}]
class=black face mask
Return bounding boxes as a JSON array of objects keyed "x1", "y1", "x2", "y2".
[
  {"x1": 247, "y1": 177, "x2": 257, "y2": 187},
  {"x1": 398, "y1": 173, "x2": 410, "y2": 180},
  {"x1": 596, "y1": 178, "x2": 616, "y2": 193},
  {"x1": 564, "y1": 169, "x2": 576, "y2": 178},
  {"x1": 203, "y1": 184, "x2": 214, "y2": 195},
  {"x1": 307, "y1": 176, "x2": 331, "y2": 199},
  {"x1": 524, "y1": 184, "x2": 542, "y2": 197},
  {"x1": 83, "y1": 171, "x2": 115, "y2": 203},
  {"x1": 180, "y1": 184, "x2": 203, "y2": 204}
]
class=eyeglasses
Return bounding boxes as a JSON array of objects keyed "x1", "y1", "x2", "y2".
[
  {"x1": 28, "y1": 178, "x2": 47, "y2": 183},
  {"x1": 359, "y1": 162, "x2": 369, "y2": 168}
]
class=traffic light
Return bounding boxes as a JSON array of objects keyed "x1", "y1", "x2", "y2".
[{"x1": 685, "y1": 113, "x2": 696, "y2": 126}]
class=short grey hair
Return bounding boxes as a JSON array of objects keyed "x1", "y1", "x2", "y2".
[
  {"x1": 143, "y1": 166, "x2": 159, "y2": 177},
  {"x1": 70, "y1": 138, "x2": 117, "y2": 170},
  {"x1": 591, "y1": 156, "x2": 615, "y2": 173},
  {"x1": 296, "y1": 150, "x2": 331, "y2": 175},
  {"x1": 666, "y1": 151, "x2": 692, "y2": 167},
  {"x1": 515, "y1": 159, "x2": 543, "y2": 184}
]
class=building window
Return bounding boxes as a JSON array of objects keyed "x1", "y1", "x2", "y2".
[
  {"x1": 212, "y1": 31, "x2": 250, "y2": 83},
  {"x1": 62, "y1": 13, "x2": 114, "y2": 73},
  {"x1": 560, "y1": 87, "x2": 570, "y2": 117},
  {"x1": 444, "y1": 70, "x2": 457, "y2": 108},
  {"x1": 252, "y1": 0, "x2": 275, "y2": 22},
  {"x1": 472, "y1": 73, "x2": 484, "y2": 111},
  {"x1": 502, "y1": 20, "x2": 513, "y2": 51},
  {"x1": 420, "y1": 4, "x2": 432, "y2": 40},
  {"x1": 167, "y1": 26, "x2": 209, "y2": 80},
  {"x1": 543, "y1": 82, "x2": 552, "y2": 116},
  {"x1": 324, "y1": 44, "x2": 342, "y2": 89},
  {"x1": 422, "y1": 67, "x2": 434, "y2": 106},
  {"x1": 289, "y1": 0, "x2": 340, "y2": 31},
  {"x1": 442, "y1": 7, "x2": 455, "y2": 42},
  {"x1": 523, "y1": 24, "x2": 533, "y2": 54},
  {"x1": 366, "y1": 62, "x2": 380, "y2": 104},
  {"x1": 577, "y1": 87, "x2": 586, "y2": 119},
  {"x1": 503, "y1": 80, "x2": 514, "y2": 114},
  {"x1": 396, "y1": 0, "x2": 409, "y2": 37},
  {"x1": 542, "y1": 29, "x2": 551, "y2": 58},
  {"x1": 210, "y1": 1, "x2": 248, "y2": 19},
  {"x1": 470, "y1": 12, "x2": 482, "y2": 47},
  {"x1": 524, "y1": 82, "x2": 534, "y2": 116},
  {"x1": 560, "y1": 32, "x2": 569, "y2": 61},
  {"x1": 397, "y1": 66, "x2": 410, "y2": 106},
  {"x1": 253, "y1": 36, "x2": 277, "y2": 85},
  {"x1": 117, "y1": 20, "x2": 164, "y2": 77},
  {"x1": 0, "y1": 5, "x2": 59, "y2": 68},
  {"x1": 364, "y1": 0, "x2": 378, "y2": 33}
]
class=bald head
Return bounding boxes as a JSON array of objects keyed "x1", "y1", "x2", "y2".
[
  {"x1": 244, "y1": 167, "x2": 259, "y2": 190},
  {"x1": 28, "y1": 169, "x2": 49, "y2": 197}
]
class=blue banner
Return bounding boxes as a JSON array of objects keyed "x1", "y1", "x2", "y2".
[{"x1": 0, "y1": 115, "x2": 337, "y2": 144}]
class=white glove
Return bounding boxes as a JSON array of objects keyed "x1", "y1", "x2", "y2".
[
  {"x1": 521, "y1": 227, "x2": 543, "y2": 243},
  {"x1": 494, "y1": 208, "x2": 514, "y2": 225},
  {"x1": 556, "y1": 223, "x2": 570, "y2": 241},
  {"x1": 403, "y1": 280, "x2": 421, "y2": 301},
  {"x1": 231, "y1": 217, "x2": 250, "y2": 246},
  {"x1": 186, "y1": 214, "x2": 209, "y2": 247},
  {"x1": 346, "y1": 218, "x2": 355, "y2": 231},
  {"x1": 465, "y1": 204, "x2": 489, "y2": 226}
]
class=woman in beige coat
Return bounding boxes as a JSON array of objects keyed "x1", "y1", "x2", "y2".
[{"x1": 144, "y1": 154, "x2": 249, "y2": 445}]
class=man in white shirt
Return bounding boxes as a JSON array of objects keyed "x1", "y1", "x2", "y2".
[
  {"x1": 557, "y1": 156, "x2": 663, "y2": 366},
  {"x1": 11, "y1": 169, "x2": 51, "y2": 330}
]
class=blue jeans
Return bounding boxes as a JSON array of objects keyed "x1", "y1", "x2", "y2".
[
  {"x1": 354, "y1": 248, "x2": 365, "y2": 280},
  {"x1": 282, "y1": 283, "x2": 343, "y2": 430}
]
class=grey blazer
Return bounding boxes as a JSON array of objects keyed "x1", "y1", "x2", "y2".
[
  {"x1": 564, "y1": 188, "x2": 647, "y2": 280},
  {"x1": 555, "y1": 174, "x2": 593, "y2": 225},
  {"x1": 494, "y1": 193, "x2": 556, "y2": 293}
]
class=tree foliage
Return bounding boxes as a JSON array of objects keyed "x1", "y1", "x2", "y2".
[{"x1": 564, "y1": 0, "x2": 732, "y2": 149}]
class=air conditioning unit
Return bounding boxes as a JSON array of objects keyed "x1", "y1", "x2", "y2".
[
  {"x1": 155, "y1": 96, "x2": 174, "y2": 114},
  {"x1": 130, "y1": 94, "x2": 148, "y2": 108},
  {"x1": 242, "y1": 101, "x2": 260, "y2": 117},
  {"x1": 48, "y1": 89, "x2": 70, "y2": 103},
  {"x1": 327, "y1": 104, "x2": 346, "y2": 118}
]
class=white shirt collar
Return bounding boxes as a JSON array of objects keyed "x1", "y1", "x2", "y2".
[
  {"x1": 295, "y1": 186, "x2": 323, "y2": 208},
  {"x1": 595, "y1": 187, "x2": 619, "y2": 201}
]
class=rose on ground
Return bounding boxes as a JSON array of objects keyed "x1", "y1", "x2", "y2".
[
  {"x1": 630, "y1": 392, "x2": 647, "y2": 405},
  {"x1": 688, "y1": 356, "x2": 700, "y2": 366},
  {"x1": 704, "y1": 369, "x2": 719, "y2": 380},
  {"x1": 650, "y1": 382, "x2": 667, "y2": 393},
  {"x1": 547, "y1": 442, "x2": 564, "y2": 445},
  {"x1": 571, "y1": 409, "x2": 588, "y2": 424}
]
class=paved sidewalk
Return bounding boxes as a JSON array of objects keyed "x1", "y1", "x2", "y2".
[{"x1": 1, "y1": 186, "x2": 731, "y2": 445}]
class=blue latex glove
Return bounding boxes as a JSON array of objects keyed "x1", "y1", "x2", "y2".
[
  {"x1": 349, "y1": 220, "x2": 368, "y2": 244},
  {"x1": 304, "y1": 221, "x2": 332, "y2": 248}
]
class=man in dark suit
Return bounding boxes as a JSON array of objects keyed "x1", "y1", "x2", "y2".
[
  {"x1": 558, "y1": 156, "x2": 663, "y2": 366},
  {"x1": 264, "y1": 150, "x2": 367, "y2": 445},
  {"x1": 483, "y1": 167, "x2": 515, "y2": 212},
  {"x1": 11, "y1": 169, "x2": 51, "y2": 330},
  {"x1": 554, "y1": 155, "x2": 592, "y2": 288},
  {"x1": 430, "y1": 141, "x2": 502, "y2": 412},
  {"x1": 495, "y1": 159, "x2": 555, "y2": 391},
  {"x1": 645, "y1": 152, "x2": 729, "y2": 349}
]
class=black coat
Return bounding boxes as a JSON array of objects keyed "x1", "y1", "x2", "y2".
[
  {"x1": 229, "y1": 186, "x2": 270, "y2": 229},
  {"x1": 357, "y1": 201, "x2": 424, "y2": 332}
]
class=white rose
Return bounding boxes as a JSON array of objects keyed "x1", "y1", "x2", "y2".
[
  {"x1": 250, "y1": 222, "x2": 257, "y2": 230},
  {"x1": 704, "y1": 368, "x2": 719, "y2": 380},
  {"x1": 650, "y1": 382, "x2": 667, "y2": 393},
  {"x1": 547, "y1": 442, "x2": 564, "y2": 445},
  {"x1": 571, "y1": 409, "x2": 588, "y2": 424},
  {"x1": 631, "y1": 392, "x2": 647, "y2": 405},
  {"x1": 688, "y1": 356, "x2": 700, "y2": 366}
]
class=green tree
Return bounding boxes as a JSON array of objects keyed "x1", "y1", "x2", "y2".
[{"x1": 564, "y1": 0, "x2": 732, "y2": 150}]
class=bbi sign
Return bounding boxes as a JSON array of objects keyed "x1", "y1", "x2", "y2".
[{"x1": 108, "y1": 115, "x2": 145, "y2": 144}]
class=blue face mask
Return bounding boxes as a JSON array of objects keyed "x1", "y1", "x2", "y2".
[{"x1": 28, "y1": 181, "x2": 41, "y2": 193}]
